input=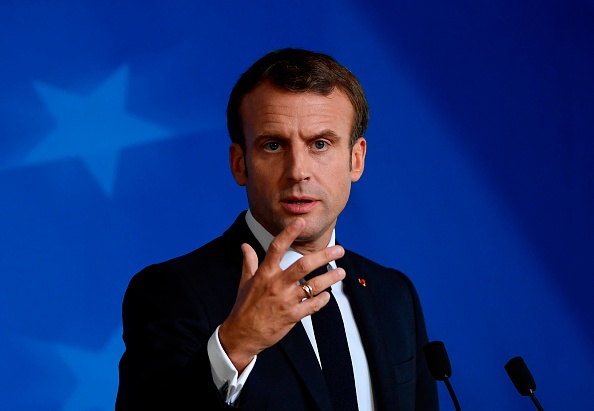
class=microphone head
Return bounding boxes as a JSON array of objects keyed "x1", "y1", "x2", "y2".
[
  {"x1": 505, "y1": 356, "x2": 537, "y2": 396},
  {"x1": 423, "y1": 341, "x2": 452, "y2": 381}
]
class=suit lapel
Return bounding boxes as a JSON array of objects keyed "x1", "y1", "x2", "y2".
[
  {"x1": 277, "y1": 323, "x2": 334, "y2": 411},
  {"x1": 337, "y1": 252, "x2": 402, "y2": 411}
]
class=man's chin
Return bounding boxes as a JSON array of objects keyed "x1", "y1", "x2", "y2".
[
  {"x1": 292, "y1": 222, "x2": 333, "y2": 245},
  {"x1": 268, "y1": 214, "x2": 333, "y2": 243}
]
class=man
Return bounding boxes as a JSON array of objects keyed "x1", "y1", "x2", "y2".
[{"x1": 116, "y1": 48, "x2": 438, "y2": 410}]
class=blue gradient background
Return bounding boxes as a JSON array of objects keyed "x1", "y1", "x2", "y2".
[{"x1": 1, "y1": 1, "x2": 592, "y2": 410}]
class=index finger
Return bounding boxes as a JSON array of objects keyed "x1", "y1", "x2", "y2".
[{"x1": 261, "y1": 218, "x2": 306, "y2": 268}]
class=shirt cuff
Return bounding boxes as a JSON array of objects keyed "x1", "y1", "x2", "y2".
[{"x1": 207, "y1": 325, "x2": 257, "y2": 405}]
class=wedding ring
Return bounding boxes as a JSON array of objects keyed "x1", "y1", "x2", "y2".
[{"x1": 301, "y1": 282, "x2": 314, "y2": 299}]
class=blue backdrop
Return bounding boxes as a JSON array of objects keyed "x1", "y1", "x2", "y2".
[{"x1": 1, "y1": 1, "x2": 592, "y2": 410}]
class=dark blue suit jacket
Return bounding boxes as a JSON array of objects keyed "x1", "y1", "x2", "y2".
[{"x1": 116, "y1": 212, "x2": 438, "y2": 410}]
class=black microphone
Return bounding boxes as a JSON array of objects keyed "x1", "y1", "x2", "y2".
[
  {"x1": 423, "y1": 341, "x2": 461, "y2": 411},
  {"x1": 504, "y1": 356, "x2": 545, "y2": 411}
]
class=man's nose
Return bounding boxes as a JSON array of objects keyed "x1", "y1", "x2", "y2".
[{"x1": 285, "y1": 146, "x2": 310, "y2": 182}]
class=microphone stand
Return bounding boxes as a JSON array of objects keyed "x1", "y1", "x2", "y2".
[
  {"x1": 528, "y1": 389, "x2": 544, "y2": 411},
  {"x1": 443, "y1": 378, "x2": 461, "y2": 411}
]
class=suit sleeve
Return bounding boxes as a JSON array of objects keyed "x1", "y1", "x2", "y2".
[{"x1": 115, "y1": 264, "x2": 234, "y2": 411}]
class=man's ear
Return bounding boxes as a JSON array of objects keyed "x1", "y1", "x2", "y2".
[
  {"x1": 350, "y1": 137, "x2": 366, "y2": 182},
  {"x1": 229, "y1": 143, "x2": 247, "y2": 186}
]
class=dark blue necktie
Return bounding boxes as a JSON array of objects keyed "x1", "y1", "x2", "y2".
[{"x1": 306, "y1": 266, "x2": 359, "y2": 411}]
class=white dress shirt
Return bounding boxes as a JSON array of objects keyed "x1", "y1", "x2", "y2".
[{"x1": 207, "y1": 211, "x2": 374, "y2": 410}]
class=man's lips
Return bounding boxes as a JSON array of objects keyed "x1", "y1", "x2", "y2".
[
  {"x1": 280, "y1": 197, "x2": 318, "y2": 214},
  {"x1": 282, "y1": 197, "x2": 315, "y2": 203}
]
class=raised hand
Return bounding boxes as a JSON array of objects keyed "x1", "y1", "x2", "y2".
[{"x1": 218, "y1": 218, "x2": 345, "y2": 372}]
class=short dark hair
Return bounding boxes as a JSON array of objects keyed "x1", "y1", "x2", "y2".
[{"x1": 227, "y1": 48, "x2": 369, "y2": 150}]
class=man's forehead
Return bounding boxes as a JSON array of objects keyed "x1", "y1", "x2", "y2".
[
  {"x1": 242, "y1": 80, "x2": 351, "y2": 107},
  {"x1": 240, "y1": 82, "x2": 354, "y2": 130}
]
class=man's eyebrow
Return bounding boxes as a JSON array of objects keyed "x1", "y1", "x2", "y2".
[
  {"x1": 312, "y1": 130, "x2": 340, "y2": 140},
  {"x1": 254, "y1": 130, "x2": 342, "y2": 144},
  {"x1": 254, "y1": 133, "x2": 286, "y2": 142}
]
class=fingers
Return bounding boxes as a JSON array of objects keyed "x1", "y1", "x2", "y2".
[
  {"x1": 284, "y1": 245, "x2": 345, "y2": 284},
  {"x1": 294, "y1": 267, "x2": 344, "y2": 317},
  {"x1": 301, "y1": 267, "x2": 346, "y2": 298},
  {"x1": 300, "y1": 282, "x2": 314, "y2": 299},
  {"x1": 295, "y1": 287, "x2": 331, "y2": 317},
  {"x1": 241, "y1": 243, "x2": 259, "y2": 281},
  {"x1": 260, "y1": 219, "x2": 346, "y2": 283},
  {"x1": 265, "y1": 219, "x2": 306, "y2": 266}
]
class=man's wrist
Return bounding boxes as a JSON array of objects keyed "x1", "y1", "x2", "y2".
[
  {"x1": 207, "y1": 325, "x2": 257, "y2": 405},
  {"x1": 218, "y1": 321, "x2": 257, "y2": 373}
]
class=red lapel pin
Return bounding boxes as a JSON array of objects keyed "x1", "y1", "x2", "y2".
[{"x1": 358, "y1": 278, "x2": 366, "y2": 287}]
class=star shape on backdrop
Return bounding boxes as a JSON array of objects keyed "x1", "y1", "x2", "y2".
[
  {"x1": 54, "y1": 328, "x2": 124, "y2": 411},
  {"x1": 22, "y1": 66, "x2": 172, "y2": 196}
]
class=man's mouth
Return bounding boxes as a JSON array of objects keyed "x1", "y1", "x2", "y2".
[
  {"x1": 284, "y1": 199, "x2": 313, "y2": 204},
  {"x1": 280, "y1": 198, "x2": 317, "y2": 214}
]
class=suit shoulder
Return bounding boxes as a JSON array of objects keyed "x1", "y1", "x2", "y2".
[
  {"x1": 343, "y1": 249, "x2": 419, "y2": 294},
  {"x1": 344, "y1": 248, "x2": 407, "y2": 277},
  {"x1": 125, "y1": 231, "x2": 240, "y2": 301}
]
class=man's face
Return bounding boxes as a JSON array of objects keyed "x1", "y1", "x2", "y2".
[{"x1": 230, "y1": 81, "x2": 366, "y2": 252}]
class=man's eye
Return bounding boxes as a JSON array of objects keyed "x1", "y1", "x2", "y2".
[
  {"x1": 264, "y1": 142, "x2": 280, "y2": 151},
  {"x1": 313, "y1": 140, "x2": 327, "y2": 150}
]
